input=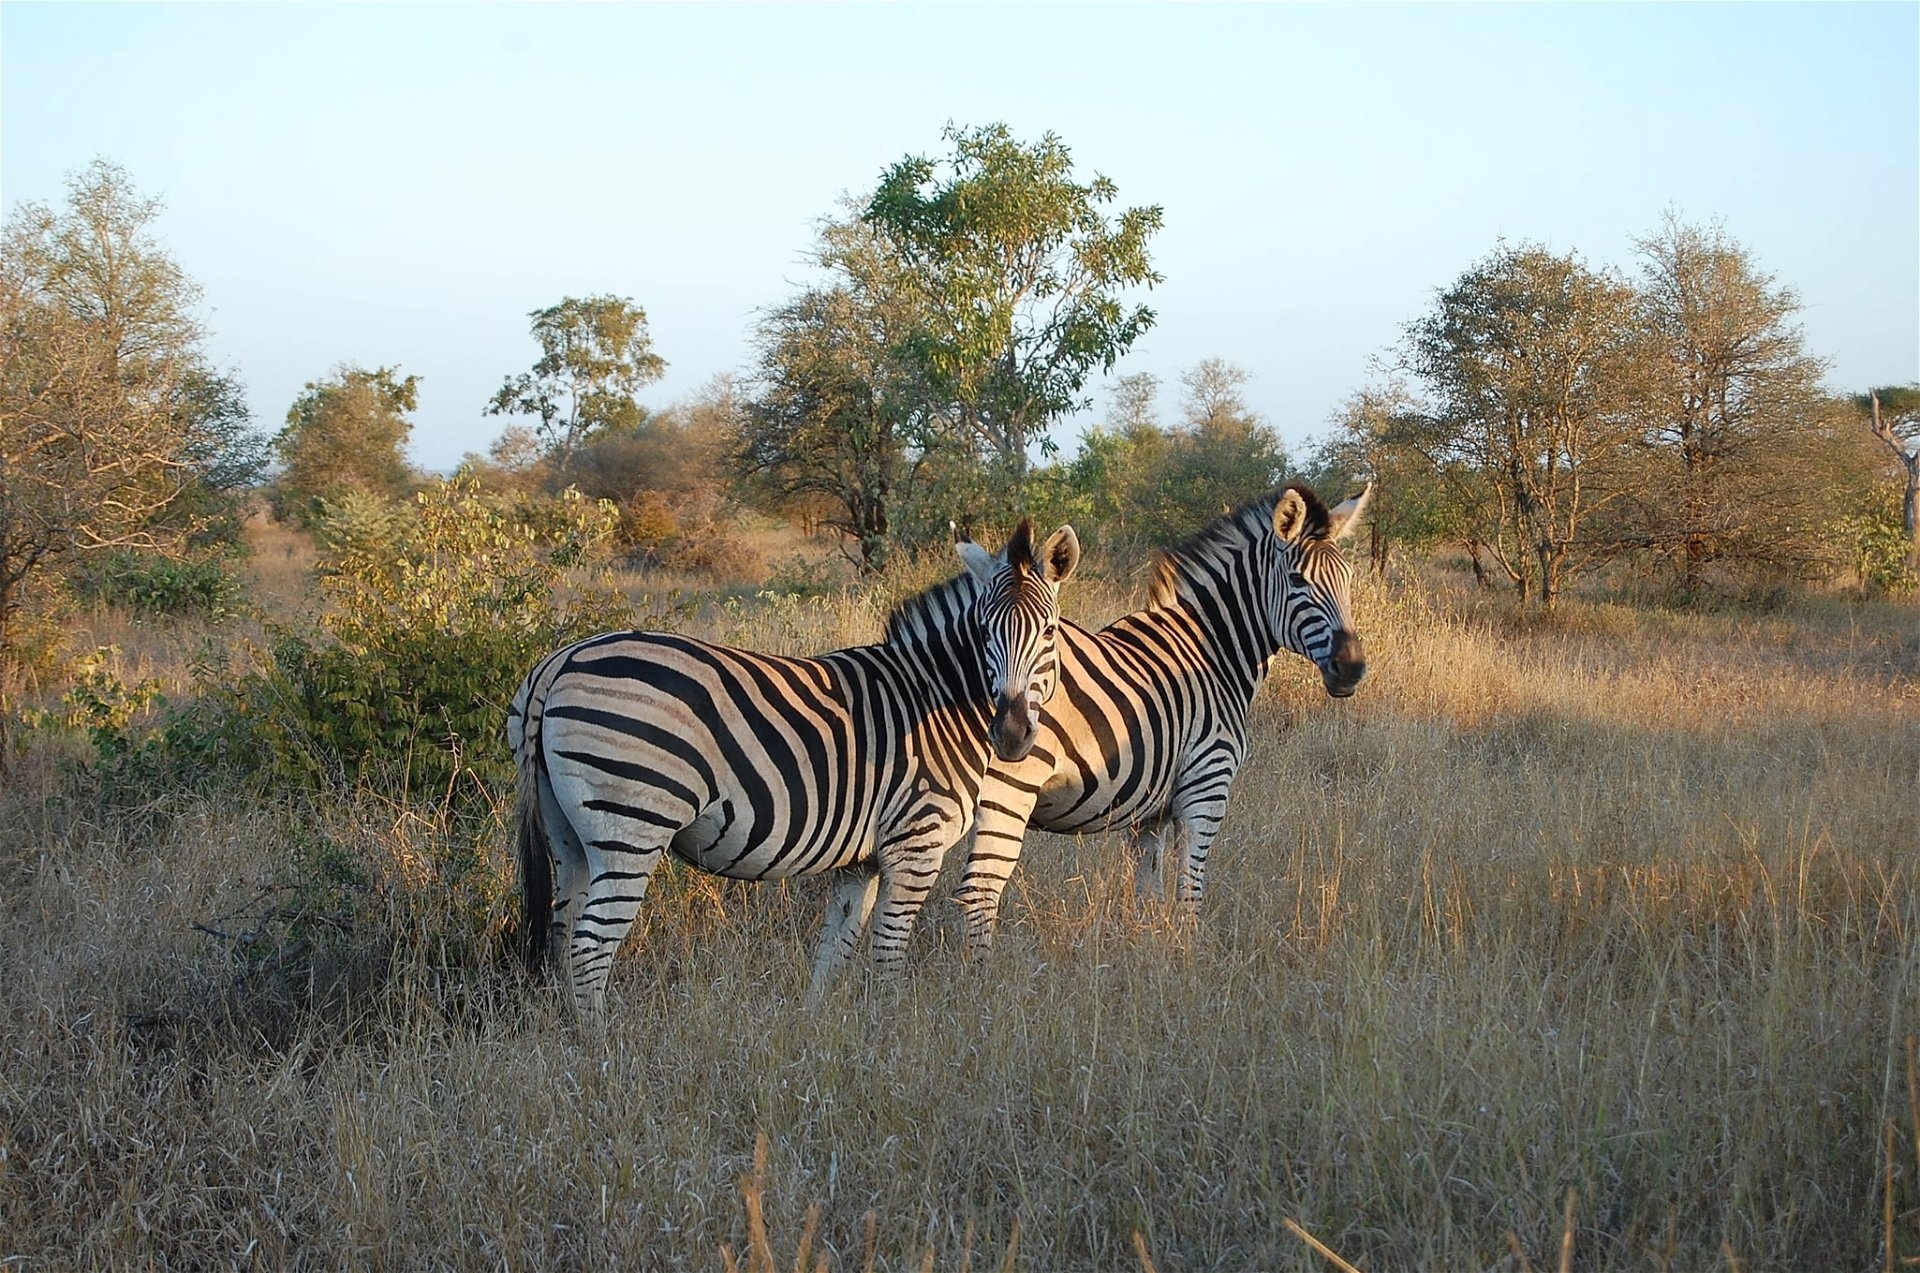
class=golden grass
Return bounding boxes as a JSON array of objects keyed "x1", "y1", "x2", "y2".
[{"x1": 2, "y1": 557, "x2": 1916, "y2": 1270}]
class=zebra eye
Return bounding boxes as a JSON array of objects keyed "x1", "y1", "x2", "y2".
[{"x1": 1043, "y1": 622, "x2": 1058, "y2": 638}]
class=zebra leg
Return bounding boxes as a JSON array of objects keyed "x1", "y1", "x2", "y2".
[
  {"x1": 1160, "y1": 750, "x2": 1241, "y2": 914},
  {"x1": 1132, "y1": 814, "x2": 1187, "y2": 906},
  {"x1": 952, "y1": 774, "x2": 1043, "y2": 958},
  {"x1": 1168, "y1": 797, "x2": 1230, "y2": 914},
  {"x1": 808, "y1": 867, "x2": 880, "y2": 1004},
  {"x1": 537, "y1": 777, "x2": 591, "y2": 974},
  {"x1": 867, "y1": 842, "x2": 947, "y2": 982},
  {"x1": 567, "y1": 840, "x2": 665, "y2": 1016}
]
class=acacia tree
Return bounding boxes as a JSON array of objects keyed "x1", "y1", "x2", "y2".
[
  {"x1": 863, "y1": 123, "x2": 1162, "y2": 511},
  {"x1": 1311, "y1": 381, "x2": 1483, "y2": 576},
  {"x1": 1128, "y1": 360, "x2": 1287, "y2": 543},
  {"x1": 1863, "y1": 385, "x2": 1920, "y2": 568},
  {"x1": 1406, "y1": 243, "x2": 1643, "y2": 608},
  {"x1": 1626, "y1": 215, "x2": 1834, "y2": 587},
  {"x1": 488, "y1": 295, "x2": 666, "y2": 465},
  {"x1": 0, "y1": 160, "x2": 257, "y2": 729},
  {"x1": 272, "y1": 365, "x2": 419, "y2": 526},
  {"x1": 737, "y1": 218, "x2": 930, "y2": 572}
]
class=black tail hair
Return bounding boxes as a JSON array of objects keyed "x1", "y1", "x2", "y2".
[{"x1": 515, "y1": 748, "x2": 555, "y2": 973}]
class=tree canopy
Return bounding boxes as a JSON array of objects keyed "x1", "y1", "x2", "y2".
[
  {"x1": 736, "y1": 215, "x2": 933, "y2": 572},
  {"x1": 862, "y1": 123, "x2": 1163, "y2": 513},
  {"x1": 272, "y1": 364, "x2": 419, "y2": 526},
  {"x1": 1, "y1": 159, "x2": 263, "y2": 710},
  {"x1": 1404, "y1": 242, "x2": 1642, "y2": 608},
  {"x1": 487, "y1": 295, "x2": 666, "y2": 465},
  {"x1": 1623, "y1": 214, "x2": 1835, "y2": 586}
]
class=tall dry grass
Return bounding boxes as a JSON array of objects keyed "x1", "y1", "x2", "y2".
[{"x1": 2, "y1": 552, "x2": 1915, "y2": 1270}]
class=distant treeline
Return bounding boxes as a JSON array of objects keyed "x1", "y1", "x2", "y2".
[{"x1": 5, "y1": 130, "x2": 1918, "y2": 717}]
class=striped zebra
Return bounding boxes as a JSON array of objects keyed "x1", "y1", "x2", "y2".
[
  {"x1": 950, "y1": 483, "x2": 1371, "y2": 951},
  {"x1": 508, "y1": 519, "x2": 1081, "y2": 1014}
]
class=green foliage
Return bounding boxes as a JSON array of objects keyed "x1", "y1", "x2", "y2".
[
  {"x1": 171, "y1": 365, "x2": 271, "y2": 550},
  {"x1": 1307, "y1": 383, "x2": 1483, "y2": 569},
  {"x1": 488, "y1": 295, "x2": 666, "y2": 464},
  {"x1": 1837, "y1": 480, "x2": 1917, "y2": 596},
  {"x1": 308, "y1": 489, "x2": 411, "y2": 567},
  {"x1": 235, "y1": 478, "x2": 639, "y2": 799},
  {"x1": 68, "y1": 550, "x2": 246, "y2": 620},
  {"x1": 1025, "y1": 362, "x2": 1287, "y2": 553},
  {"x1": 863, "y1": 122, "x2": 1163, "y2": 511},
  {"x1": 18, "y1": 648, "x2": 166, "y2": 764},
  {"x1": 272, "y1": 364, "x2": 419, "y2": 527},
  {"x1": 739, "y1": 269, "x2": 920, "y2": 573},
  {"x1": 1, "y1": 159, "x2": 255, "y2": 704}
]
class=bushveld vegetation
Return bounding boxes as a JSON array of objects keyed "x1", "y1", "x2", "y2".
[
  {"x1": 5, "y1": 126, "x2": 1916, "y2": 1272},
  {"x1": 2, "y1": 511, "x2": 1915, "y2": 1271}
]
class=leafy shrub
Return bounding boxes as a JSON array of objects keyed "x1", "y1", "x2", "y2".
[
  {"x1": 621, "y1": 489, "x2": 760, "y2": 579},
  {"x1": 622, "y1": 488, "x2": 680, "y2": 552},
  {"x1": 232, "y1": 478, "x2": 646, "y2": 799},
  {"x1": 1838, "y1": 480, "x2": 1917, "y2": 596},
  {"x1": 17, "y1": 647, "x2": 166, "y2": 764},
  {"x1": 68, "y1": 550, "x2": 246, "y2": 619},
  {"x1": 763, "y1": 551, "x2": 845, "y2": 599},
  {"x1": 309, "y1": 489, "x2": 411, "y2": 567}
]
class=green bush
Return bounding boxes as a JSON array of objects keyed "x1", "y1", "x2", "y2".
[
  {"x1": 17, "y1": 647, "x2": 166, "y2": 765},
  {"x1": 68, "y1": 550, "x2": 246, "y2": 619},
  {"x1": 1838, "y1": 480, "x2": 1917, "y2": 597},
  {"x1": 231, "y1": 478, "x2": 647, "y2": 800}
]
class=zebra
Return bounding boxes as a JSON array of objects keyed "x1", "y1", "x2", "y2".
[
  {"x1": 948, "y1": 482, "x2": 1371, "y2": 952},
  {"x1": 508, "y1": 518, "x2": 1081, "y2": 1014}
]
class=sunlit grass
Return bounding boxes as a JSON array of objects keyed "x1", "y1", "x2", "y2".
[{"x1": 1, "y1": 531, "x2": 1915, "y2": 1269}]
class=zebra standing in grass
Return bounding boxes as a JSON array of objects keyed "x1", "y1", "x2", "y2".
[
  {"x1": 949, "y1": 483, "x2": 1371, "y2": 952},
  {"x1": 509, "y1": 519, "x2": 1081, "y2": 1014}
]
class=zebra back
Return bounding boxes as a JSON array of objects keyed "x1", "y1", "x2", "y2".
[
  {"x1": 508, "y1": 518, "x2": 1079, "y2": 1011},
  {"x1": 953, "y1": 484, "x2": 1368, "y2": 946}
]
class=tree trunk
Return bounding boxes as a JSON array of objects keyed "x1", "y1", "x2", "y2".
[
  {"x1": 854, "y1": 494, "x2": 889, "y2": 575},
  {"x1": 1539, "y1": 544, "x2": 1562, "y2": 611},
  {"x1": 1466, "y1": 540, "x2": 1490, "y2": 588},
  {"x1": 1868, "y1": 393, "x2": 1919, "y2": 569},
  {"x1": 1900, "y1": 458, "x2": 1919, "y2": 571},
  {"x1": 0, "y1": 587, "x2": 15, "y2": 776}
]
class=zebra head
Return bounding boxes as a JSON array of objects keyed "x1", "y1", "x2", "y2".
[
  {"x1": 1269, "y1": 482, "x2": 1371, "y2": 698},
  {"x1": 956, "y1": 518, "x2": 1081, "y2": 762}
]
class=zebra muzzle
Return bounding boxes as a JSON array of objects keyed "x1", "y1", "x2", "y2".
[
  {"x1": 989, "y1": 692, "x2": 1039, "y2": 762},
  {"x1": 1322, "y1": 631, "x2": 1367, "y2": 698}
]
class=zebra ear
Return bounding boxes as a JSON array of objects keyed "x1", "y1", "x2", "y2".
[
  {"x1": 1272, "y1": 488, "x2": 1311, "y2": 544},
  {"x1": 1327, "y1": 482, "x2": 1374, "y2": 543},
  {"x1": 955, "y1": 527, "x2": 997, "y2": 582},
  {"x1": 1039, "y1": 525, "x2": 1080, "y2": 584}
]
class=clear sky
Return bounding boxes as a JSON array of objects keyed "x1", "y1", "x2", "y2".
[{"x1": 4, "y1": 2, "x2": 1915, "y2": 472}]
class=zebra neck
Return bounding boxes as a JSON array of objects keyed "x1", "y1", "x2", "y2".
[
  {"x1": 1152, "y1": 549, "x2": 1274, "y2": 706},
  {"x1": 850, "y1": 569, "x2": 996, "y2": 719}
]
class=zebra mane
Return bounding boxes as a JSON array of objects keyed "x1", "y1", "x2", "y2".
[
  {"x1": 1148, "y1": 483, "x2": 1331, "y2": 609},
  {"x1": 882, "y1": 569, "x2": 982, "y2": 650}
]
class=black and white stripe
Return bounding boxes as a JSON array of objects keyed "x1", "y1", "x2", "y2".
[
  {"x1": 509, "y1": 519, "x2": 1080, "y2": 1013},
  {"x1": 952, "y1": 483, "x2": 1371, "y2": 949}
]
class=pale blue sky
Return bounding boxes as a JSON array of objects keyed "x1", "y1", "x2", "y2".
[{"x1": 4, "y1": 2, "x2": 1915, "y2": 471}]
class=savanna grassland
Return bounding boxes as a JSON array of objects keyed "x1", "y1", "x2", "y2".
[{"x1": 2, "y1": 527, "x2": 1916, "y2": 1272}]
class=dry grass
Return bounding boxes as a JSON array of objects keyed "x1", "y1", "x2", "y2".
[{"x1": 2, "y1": 548, "x2": 1916, "y2": 1270}]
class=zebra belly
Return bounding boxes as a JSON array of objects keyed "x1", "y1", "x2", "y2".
[
  {"x1": 669, "y1": 800, "x2": 877, "y2": 880},
  {"x1": 1029, "y1": 769, "x2": 1170, "y2": 835}
]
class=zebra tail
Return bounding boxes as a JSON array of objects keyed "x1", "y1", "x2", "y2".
[{"x1": 515, "y1": 745, "x2": 555, "y2": 974}]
